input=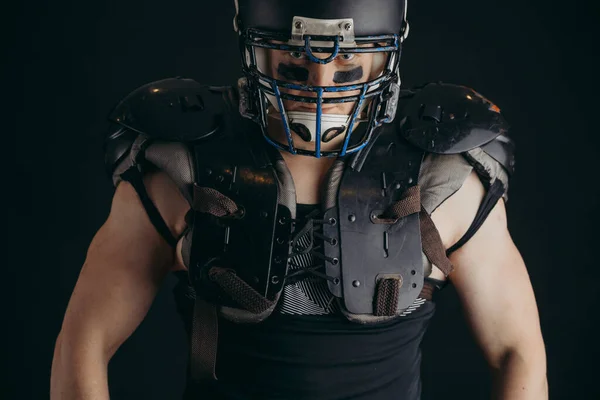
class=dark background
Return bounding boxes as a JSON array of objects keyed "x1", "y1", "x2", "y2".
[{"x1": 4, "y1": 0, "x2": 599, "y2": 399}]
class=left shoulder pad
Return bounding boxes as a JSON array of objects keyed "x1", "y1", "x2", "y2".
[
  {"x1": 398, "y1": 82, "x2": 509, "y2": 154},
  {"x1": 108, "y1": 77, "x2": 234, "y2": 142}
]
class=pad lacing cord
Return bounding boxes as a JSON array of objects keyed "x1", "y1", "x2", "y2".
[{"x1": 283, "y1": 208, "x2": 339, "y2": 286}]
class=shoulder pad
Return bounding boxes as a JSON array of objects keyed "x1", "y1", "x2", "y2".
[
  {"x1": 397, "y1": 82, "x2": 509, "y2": 154},
  {"x1": 480, "y1": 134, "x2": 516, "y2": 176},
  {"x1": 108, "y1": 77, "x2": 235, "y2": 142}
]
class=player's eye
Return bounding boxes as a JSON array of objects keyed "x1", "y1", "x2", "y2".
[
  {"x1": 339, "y1": 53, "x2": 355, "y2": 61},
  {"x1": 290, "y1": 51, "x2": 304, "y2": 59}
]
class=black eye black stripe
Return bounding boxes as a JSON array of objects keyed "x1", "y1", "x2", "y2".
[
  {"x1": 277, "y1": 63, "x2": 309, "y2": 82},
  {"x1": 333, "y1": 66, "x2": 363, "y2": 84},
  {"x1": 277, "y1": 63, "x2": 364, "y2": 84}
]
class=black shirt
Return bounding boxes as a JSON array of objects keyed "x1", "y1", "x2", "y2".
[{"x1": 183, "y1": 204, "x2": 436, "y2": 399}]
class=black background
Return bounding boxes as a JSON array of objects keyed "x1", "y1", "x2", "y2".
[{"x1": 4, "y1": 0, "x2": 599, "y2": 399}]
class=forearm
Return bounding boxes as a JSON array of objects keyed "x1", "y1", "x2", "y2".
[
  {"x1": 491, "y1": 348, "x2": 548, "y2": 400},
  {"x1": 50, "y1": 334, "x2": 110, "y2": 400}
]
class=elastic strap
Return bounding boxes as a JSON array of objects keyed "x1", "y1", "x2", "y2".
[
  {"x1": 120, "y1": 166, "x2": 178, "y2": 248},
  {"x1": 447, "y1": 179, "x2": 505, "y2": 255}
]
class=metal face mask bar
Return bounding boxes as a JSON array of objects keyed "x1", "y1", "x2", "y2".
[{"x1": 239, "y1": 16, "x2": 403, "y2": 158}]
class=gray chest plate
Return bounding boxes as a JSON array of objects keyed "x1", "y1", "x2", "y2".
[{"x1": 323, "y1": 133, "x2": 425, "y2": 314}]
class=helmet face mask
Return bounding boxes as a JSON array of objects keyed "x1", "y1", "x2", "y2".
[{"x1": 234, "y1": 0, "x2": 409, "y2": 158}]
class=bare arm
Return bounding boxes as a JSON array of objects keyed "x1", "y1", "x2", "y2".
[
  {"x1": 438, "y1": 172, "x2": 547, "y2": 399},
  {"x1": 51, "y1": 172, "x2": 189, "y2": 399}
]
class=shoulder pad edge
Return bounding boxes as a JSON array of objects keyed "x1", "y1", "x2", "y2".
[
  {"x1": 108, "y1": 77, "x2": 234, "y2": 142},
  {"x1": 399, "y1": 82, "x2": 509, "y2": 154}
]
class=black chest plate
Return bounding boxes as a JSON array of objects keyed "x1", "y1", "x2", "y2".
[
  {"x1": 188, "y1": 125, "x2": 291, "y2": 304},
  {"x1": 323, "y1": 131, "x2": 425, "y2": 314}
]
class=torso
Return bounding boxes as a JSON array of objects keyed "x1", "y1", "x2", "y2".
[{"x1": 170, "y1": 146, "x2": 484, "y2": 399}]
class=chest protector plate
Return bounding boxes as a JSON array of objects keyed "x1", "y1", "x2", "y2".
[
  {"x1": 322, "y1": 133, "x2": 425, "y2": 315},
  {"x1": 188, "y1": 115, "x2": 426, "y2": 323},
  {"x1": 188, "y1": 122, "x2": 292, "y2": 314}
]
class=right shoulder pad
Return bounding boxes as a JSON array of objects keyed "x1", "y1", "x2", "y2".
[
  {"x1": 108, "y1": 77, "x2": 235, "y2": 142},
  {"x1": 397, "y1": 82, "x2": 509, "y2": 155}
]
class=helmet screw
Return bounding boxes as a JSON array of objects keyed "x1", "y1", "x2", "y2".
[
  {"x1": 352, "y1": 280, "x2": 361, "y2": 287},
  {"x1": 295, "y1": 20, "x2": 303, "y2": 29},
  {"x1": 344, "y1": 22, "x2": 352, "y2": 31}
]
